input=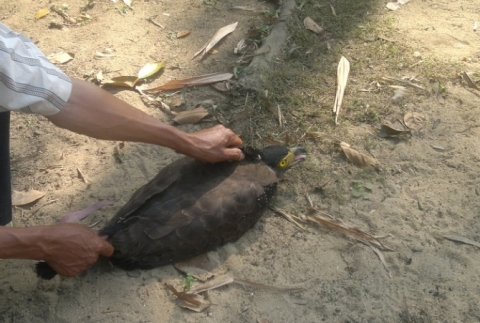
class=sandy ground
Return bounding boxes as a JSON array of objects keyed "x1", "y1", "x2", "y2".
[{"x1": 1, "y1": 0, "x2": 480, "y2": 322}]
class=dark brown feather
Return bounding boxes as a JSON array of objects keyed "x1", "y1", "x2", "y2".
[{"x1": 101, "y1": 155, "x2": 279, "y2": 270}]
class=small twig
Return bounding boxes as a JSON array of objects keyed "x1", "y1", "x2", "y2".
[
  {"x1": 51, "y1": 6, "x2": 76, "y2": 24},
  {"x1": 270, "y1": 207, "x2": 307, "y2": 231},
  {"x1": 31, "y1": 199, "x2": 60, "y2": 216},
  {"x1": 147, "y1": 17, "x2": 165, "y2": 29}
]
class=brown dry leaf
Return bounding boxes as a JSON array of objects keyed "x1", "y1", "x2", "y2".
[
  {"x1": 173, "y1": 107, "x2": 209, "y2": 125},
  {"x1": 166, "y1": 284, "x2": 211, "y2": 312},
  {"x1": 403, "y1": 112, "x2": 426, "y2": 131},
  {"x1": 177, "y1": 30, "x2": 191, "y2": 38},
  {"x1": 144, "y1": 72, "x2": 233, "y2": 92},
  {"x1": 12, "y1": 190, "x2": 46, "y2": 206},
  {"x1": 47, "y1": 52, "x2": 74, "y2": 64},
  {"x1": 137, "y1": 62, "x2": 164, "y2": 79},
  {"x1": 308, "y1": 211, "x2": 392, "y2": 251},
  {"x1": 303, "y1": 17, "x2": 323, "y2": 34},
  {"x1": 339, "y1": 142, "x2": 379, "y2": 169},
  {"x1": 379, "y1": 124, "x2": 411, "y2": 138},
  {"x1": 193, "y1": 22, "x2": 238, "y2": 59},
  {"x1": 103, "y1": 76, "x2": 140, "y2": 88},
  {"x1": 305, "y1": 132, "x2": 323, "y2": 140},
  {"x1": 35, "y1": 8, "x2": 50, "y2": 19},
  {"x1": 443, "y1": 235, "x2": 480, "y2": 249},
  {"x1": 211, "y1": 81, "x2": 230, "y2": 92}
]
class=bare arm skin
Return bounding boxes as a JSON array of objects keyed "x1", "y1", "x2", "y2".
[
  {"x1": 0, "y1": 223, "x2": 114, "y2": 277},
  {"x1": 47, "y1": 78, "x2": 244, "y2": 163}
]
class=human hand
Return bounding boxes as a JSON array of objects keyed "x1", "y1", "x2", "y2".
[
  {"x1": 40, "y1": 223, "x2": 114, "y2": 277},
  {"x1": 186, "y1": 125, "x2": 244, "y2": 163}
]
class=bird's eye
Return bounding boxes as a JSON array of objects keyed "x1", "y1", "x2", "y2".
[{"x1": 279, "y1": 159, "x2": 287, "y2": 168}]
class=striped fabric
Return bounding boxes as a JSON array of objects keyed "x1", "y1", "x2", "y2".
[{"x1": 0, "y1": 23, "x2": 72, "y2": 116}]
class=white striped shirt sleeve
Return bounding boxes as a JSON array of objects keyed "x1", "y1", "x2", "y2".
[{"x1": 0, "y1": 23, "x2": 72, "y2": 116}]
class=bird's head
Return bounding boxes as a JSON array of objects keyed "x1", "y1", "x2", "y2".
[{"x1": 257, "y1": 145, "x2": 307, "y2": 174}]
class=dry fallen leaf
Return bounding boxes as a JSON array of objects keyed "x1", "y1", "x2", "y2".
[
  {"x1": 340, "y1": 142, "x2": 379, "y2": 169},
  {"x1": 166, "y1": 284, "x2": 211, "y2": 312},
  {"x1": 145, "y1": 72, "x2": 233, "y2": 92},
  {"x1": 12, "y1": 190, "x2": 46, "y2": 206},
  {"x1": 403, "y1": 112, "x2": 426, "y2": 131},
  {"x1": 193, "y1": 22, "x2": 238, "y2": 59},
  {"x1": 386, "y1": 2, "x2": 400, "y2": 10},
  {"x1": 35, "y1": 8, "x2": 50, "y2": 19},
  {"x1": 303, "y1": 17, "x2": 323, "y2": 34},
  {"x1": 211, "y1": 81, "x2": 230, "y2": 92},
  {"x1": 176, "y1": 30, "x2": 191, "y2": 38},
  {"x1": 443, "y1": 235, "x2": 480, "y2": 249},
  {"x1": 379, "y1": 124, "x2": 411, "y2": 138},
  {"x1": 333, "y1": 56, "x2": 350, "y2": 125},
  {"x1": 47, "y1": 52, "x2": 74, "y2": 64},
  {"x1": 173, "y1": 107, "x2": 209, "y2": 124},
  {"x1": 103, "y1": 76, "x2": 139, "y2": 88},
  {"x1": 137, "y1": 61, "x2": 164, "y2": 79},
  {"x1": 308, "y1": 211, "x2": 391, "y2": 251},
  {"x1": 305, "y1": 132, "x2": 323, "y2": 141}
]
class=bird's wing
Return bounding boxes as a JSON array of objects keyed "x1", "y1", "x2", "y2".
[{"x1": 107, "y1": 156, "x2": 194, "y2": 225}]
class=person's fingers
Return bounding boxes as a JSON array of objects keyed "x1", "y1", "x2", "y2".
[
  {"x1": 227, "y1": 132, "x2": 243, "y2": 148},
  {"x1": 99, "y1": 239, "x2": 115, "y2": 257},
  {"x1": 224, "y1": 148, "x2": 244, "y2": 161}
]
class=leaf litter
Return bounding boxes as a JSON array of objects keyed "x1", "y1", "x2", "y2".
[
  {"x1": 193, "y1": 22, "x2": 238, "y2": 59},
  {"x1": 339, "y1": 142, "x2": 379, "y2": 169},
  {"x1": 144, "y1": 72, "x2": 233, "y2": 92},
  {"x1": 403, "y1": 112, "x2": 426, "y2": 131},
  {"x1": 12, "y1": 190, "x2": 46, "y2": 206},
  {"x1": 273, "y1": 204, "x2": 393, "y2": 277},
  {"x1": 103, "y1": 61, "x2": 164, "y2": 88},
  {"x1": 443, "y1": 235, "x2": 480, "y2": 249},
  {"x1": 173, "y1": 107, "x2": 209, "y2": 125},
  {"x1": 333, "y1": 56, "x2": 350, "y2": 125},
  {"x1": 303, "y1": 17, "x2": 323, "y2": 34}
]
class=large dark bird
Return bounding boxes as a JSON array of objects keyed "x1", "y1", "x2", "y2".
[{"x1": 36, "y1": 145, "x2": 306, "y2": 278}]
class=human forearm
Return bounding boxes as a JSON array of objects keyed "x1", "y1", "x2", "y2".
[
  {"x1": 0, "y1": 226, "x2": 48, "y2": 260},
  {"x1": 46, "y1": 79, "x2": 191, "y2": 150},
  {"x1": 46, "y1": 79, "x2": 243, "y2": 162}
]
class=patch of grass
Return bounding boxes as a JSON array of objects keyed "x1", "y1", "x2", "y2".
[{"x1": 181, "y1": 274, "x2": 196, "y2": 291}]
